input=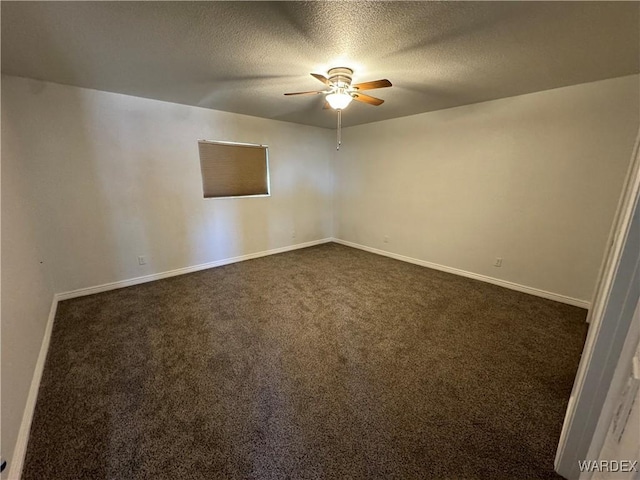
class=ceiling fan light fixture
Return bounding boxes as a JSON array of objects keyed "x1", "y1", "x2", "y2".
[{"x1": 326, "y1": 90, "x2": 353, "y2": 110}]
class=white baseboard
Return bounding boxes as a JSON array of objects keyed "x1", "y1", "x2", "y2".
[
  {"x1": 57, "y1": 238, "x2": 332, "y2": 301},
  {"x1": 7, "y1": 297, "x2": 58, "y2": 480},
  {"x1": 331, "y1": 238, "x2": 590, "y2": 309}
]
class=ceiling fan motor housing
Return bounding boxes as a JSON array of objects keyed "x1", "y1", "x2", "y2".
[{"x1": 328, "y1": 67, "x2": 353, "y2": 88}]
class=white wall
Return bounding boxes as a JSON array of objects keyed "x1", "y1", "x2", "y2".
[
  {"x1": 1, "y1": 75, "x2": 333, "y2": 474},
  {"x1": 1, "y1": 96, "x2": 55, "y2": 476},
  {"x1": 2, "y1": 76, "x2": 334, "y2": 294},
  {"x1": 334, "y1": 75, "x2": 639, "y2": 303}
]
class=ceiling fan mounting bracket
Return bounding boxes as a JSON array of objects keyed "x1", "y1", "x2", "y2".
[{"x1": 327, "y1": 67, "x2": 353, "y2": 88}]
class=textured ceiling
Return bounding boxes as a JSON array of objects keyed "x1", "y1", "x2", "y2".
[{"x1": 2, "y1": 1, "x2": 639, "y2": 128}]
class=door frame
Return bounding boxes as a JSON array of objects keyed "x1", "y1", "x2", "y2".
[{"x1": 555, "y1": 131, "x2": 640, "y2": 479}]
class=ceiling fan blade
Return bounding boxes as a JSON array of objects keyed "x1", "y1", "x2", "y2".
[
  {"x1": 352, "y1": 79, "x2": 392, "y2": 91},
  {"x1": 284, "y1": 90, "x2": 325, "y2": 96},
  {"x1": 352, "y1": 92, "x2": 384, "y2": 106},
  {"x1": 311, "y1": 73, "x2": 330, "y2": 86}
]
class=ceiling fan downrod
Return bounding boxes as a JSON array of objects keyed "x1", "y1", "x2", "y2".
[{"x1": 337, "y1": 108, "x2": 342, "y2": 150}]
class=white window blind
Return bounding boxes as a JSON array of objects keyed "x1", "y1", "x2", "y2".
[{"x1": 198, "y1": 140, "x2": 270, "y2": 198}]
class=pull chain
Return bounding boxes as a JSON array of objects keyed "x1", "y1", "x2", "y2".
[{"x1": 337, "y1": 109, "x2": 342, "y2": 150}]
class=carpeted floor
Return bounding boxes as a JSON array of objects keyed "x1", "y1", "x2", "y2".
[{"x1": 23, "y1": 243, "x2": 587, "y2": 479}]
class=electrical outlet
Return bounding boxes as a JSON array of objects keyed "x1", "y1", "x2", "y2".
[
  {"x1": 383, "y1": 236, "x2": 389, "y2": 243},
  {"x1": 494, "y1": 257, "x2": 503, "y2": 267},
  {"x1": 291, "y1": 230, "x2": 296, "y2": 239},
  {"x1": 137, "y1": 256, "x2": 147, "y2": 265}
]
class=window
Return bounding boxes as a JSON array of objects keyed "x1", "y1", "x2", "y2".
[{"x1": 198, "y1": 140, "x2": 270, "y2": 198}]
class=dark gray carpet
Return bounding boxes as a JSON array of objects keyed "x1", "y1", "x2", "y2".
[{"x1": 23, "y1": 243, "x2": 587, "y2": 479}]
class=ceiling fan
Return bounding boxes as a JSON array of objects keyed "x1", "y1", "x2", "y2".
[
  {"x1": 284, "y1": 67, "x2": 392, "y2": 149},
  {"x1": 284, "y1": 67, "x2": 392, "y2": 110}
]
